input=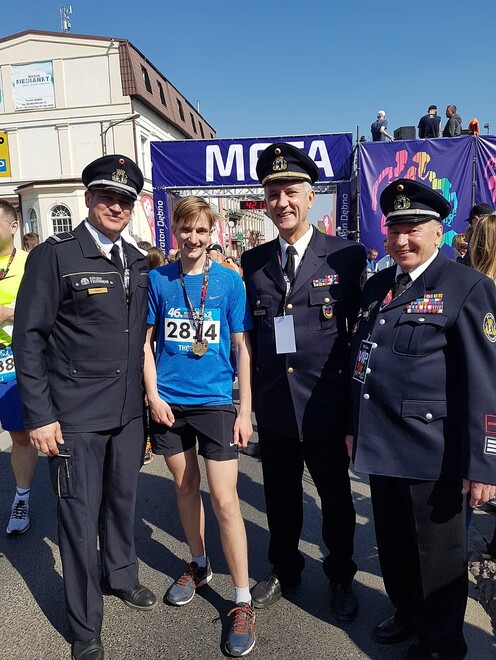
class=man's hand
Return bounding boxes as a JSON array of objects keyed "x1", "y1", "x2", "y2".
[
  {"x1": 345, "y1": 434, "x2": 354, "y2": 459},
  {"x1": 462, "y1": 479, "x2": 496, "y2": 508},
  {"x1": 0, "y1": 305, "x2": 14, "y2": 324},
  {"x1": 29, "y1": 422, "x2": 64, "y2": 456},
  {"x1": 232, "y1": 411, "x2": 253, "y2": 448},
  {"x1": 148, "y1": 396, "x2": 175, "y2": 427}
]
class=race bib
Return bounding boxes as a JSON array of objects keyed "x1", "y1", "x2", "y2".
[
  {"x1": 164, "y1": 307, "x2": 221, "y2": 355},
  {"x1": 0, "y1": 346, "x2": 16, "y2": 383}
]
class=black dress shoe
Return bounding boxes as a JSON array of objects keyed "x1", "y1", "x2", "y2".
[
  {"x1": 330, "y1": 582, "x2": 358, "y2": 622},
  {"x1": 251, "y1": 573, "x2": 282, "y2": 609},
  {"x1": 71, "y1": 638, "x2": 104, "y2": 660},
  {"x1": 102, "y1": 583, "x2": 157, "y2": 610},
  {"x1": 373, "y1": 615, "x2": 415, "y2": 644}
]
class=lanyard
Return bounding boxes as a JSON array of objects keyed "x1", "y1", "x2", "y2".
[
  {"x1": 177, "y1": 257, "x2": 210, "y2": 356},
  {"x1": 0, "y1": 248, "x2": 16, "y2": 281}
]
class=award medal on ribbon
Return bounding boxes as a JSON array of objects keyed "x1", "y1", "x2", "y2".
[{"x1": 178, "y1": 257, "x2": 210, "y2": 358}]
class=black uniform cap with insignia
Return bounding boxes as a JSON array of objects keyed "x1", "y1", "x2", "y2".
[
  {"x1": 380, "y1": 178, "x2": 451, "y2": 226},
  {"x1": 256, "y1": 142, "x2": 320, "y2": 186},
  {"x1": 82, "y1": 154, "x2": 144, "y2": 200}
]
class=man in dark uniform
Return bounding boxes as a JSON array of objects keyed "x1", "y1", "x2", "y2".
[
  {"x1": 241, "y1": 143, "x2": 366, "y2": 620},
  {"x1": 13, "y1": 155, "x2": 156, "y2": 660},
  {"x1": 346, "y1": 179, "x2": 496, "y2": 660}
]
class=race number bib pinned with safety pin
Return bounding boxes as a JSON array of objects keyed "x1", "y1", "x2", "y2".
[
  {"x1": 164, "y1": 307, "x2": 220, "y2": 355},
  {"x1": 0, "y1": 346, "x2": 16, "y2": 383}
]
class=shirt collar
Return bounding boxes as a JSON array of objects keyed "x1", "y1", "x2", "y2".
[
  {"x1": 84, "y1": 220, "x2": 123, "y2": 257},
  {"x1": 395, "y1": 248, "x2": 439, "y2": 283},
  {"x1": 279, "y1": 223, "x2": 313, "y2": 263}
]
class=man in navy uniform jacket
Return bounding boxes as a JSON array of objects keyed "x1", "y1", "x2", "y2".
[
  {"x1": 13, "y1": 155, "x2": 156, "y2": 660},
  {"x1": 241, "y1": 143, "x2": 366, "y2": 620},
  {"x1": 347, "y1": 178, "x2": 496, "y2": 660}
]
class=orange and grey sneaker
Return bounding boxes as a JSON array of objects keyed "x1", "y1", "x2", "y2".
[
  {"x1": 165, "y1": 559, "x2": 213, "y2": 606},
  {"x1": 225, "y1": 602, "x2": 256, "y2": 657}
]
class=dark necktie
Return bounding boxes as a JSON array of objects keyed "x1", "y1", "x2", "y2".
[
  {"x1": 284, "y1": 245, "x2": 297, "y2": 283},
  {"x1": 110, "y1": 244, "x2": 124, "y2": 277},
  {"x1": 393, "y1": 271, "x2": 411, "y2": 298}
]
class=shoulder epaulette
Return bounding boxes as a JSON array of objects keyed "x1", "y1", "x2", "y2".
[{"x1": 46, "y1": 232, "x2": 76, "y2": 245}]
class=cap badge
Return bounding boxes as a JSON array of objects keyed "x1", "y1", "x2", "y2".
[
  {"x1": 272, "y1": 155, "x2": 288, "y2": 172},
  {"x1": 393, "y1": 194, "x2": 411, "y2": 211},
  {"x1": 112, "y1": 168, "x2": 128, "y2": 185}
]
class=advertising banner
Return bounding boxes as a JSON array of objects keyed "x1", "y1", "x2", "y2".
[
  {"x1": 475, "y1": 136, "x2": 496, "y2": 206},
  {"x1": 151, "y1": 134, "x2": 353, "y2": 188},
  {"x1": 359, "y1": 136, "x2": 475, "y2": 257},
  {"x1": 12, "y1": 61, "x2": 55, "y2": 111},
  {"x1": 0, "y1": 132, "x2": 11, "y2": 178}
]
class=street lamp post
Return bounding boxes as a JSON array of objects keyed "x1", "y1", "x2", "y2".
[
  {"x1": 484, "y1": 122, "x2": 491, "y2": 135},
  {"x1": 100, "y1": 113, "x2": 140, "y2": 155}
]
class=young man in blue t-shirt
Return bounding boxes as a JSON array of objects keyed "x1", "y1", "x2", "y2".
[{"x1": 144, "y1": 196, "x2": 255, "y2": 657}]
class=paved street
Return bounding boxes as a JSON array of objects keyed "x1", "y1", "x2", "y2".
[{"x1": 1, "y1": 425, "x2": 495, "y2": 660}]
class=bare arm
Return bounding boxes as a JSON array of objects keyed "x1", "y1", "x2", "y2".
[
  {"x1": 0, "y1": 304, "x2": 14, "y2": 324},
  {"x1": 143, "y1": 324, "x2": 175, "y2": 427},
  {"x1": 231, "y1": 331, "x2": 253, "y2": 448}
]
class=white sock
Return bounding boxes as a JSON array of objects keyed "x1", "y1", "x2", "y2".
[
  {"x1": 234, "y1": 585, "x2": 251, "y2": 605},
  {"x1": 191, "y1": 553, "x2": 206, "y2": 568},
  {"x1": 14, "y1": 487, "x2": 30, "y2": 503}
]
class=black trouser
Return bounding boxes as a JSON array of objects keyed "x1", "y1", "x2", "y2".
[
  {"x1": 369, "y1": 474, "x2": 468, "y2": 656},
  {"x1": 49, "y1": 417, "x2": 144, "y2": 641},
  {"x1": 257, "y1": 425, "x2": 357, "y2": 586}
]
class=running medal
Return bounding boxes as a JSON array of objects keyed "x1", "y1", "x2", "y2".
[{"x1": 192, "y1": 339, "x2": 209, "y2": 356}]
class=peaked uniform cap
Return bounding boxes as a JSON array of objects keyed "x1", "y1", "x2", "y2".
[
  {"x1": 256, "y1": 142, "x2": 319, "y2": 186},
  {"x1": 380, "y1": 178, "x2": 451, "y2": 226},
  {"x1": 82, "y1": 154, "x2": 144, "y2": 200}
]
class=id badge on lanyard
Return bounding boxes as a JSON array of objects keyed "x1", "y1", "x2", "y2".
[{"x1": 353, "y1": 340, "x2": 374, "y2": 384}]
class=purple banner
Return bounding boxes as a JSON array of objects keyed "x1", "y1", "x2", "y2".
[
  {"x1": 359, "y1": 136, "x2": 476, "y2": 257},
  {"x1": 475, "y1": 136, "x2": 496, "y2": 206},
  {"x1": 151, "y1": 134, "x2": 353, "y2": 188}
]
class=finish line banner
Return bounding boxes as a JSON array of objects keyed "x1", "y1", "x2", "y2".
[
  {"x1": 151, "y1": 134, "x2": 353, "y2": 188},
  {"x1": 359, "y1": 136, "x2": 475, "y2": 257}
]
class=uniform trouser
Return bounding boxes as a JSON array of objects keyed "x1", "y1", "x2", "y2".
[
  {"x1": 49, "y1": 417, "x2": 144, "y2": 641},
  {"x1": 257, "y1": 425, "x2": 357, "y2": 586},
  {"x1": 369, "y1": 474, "x2": 468, "y2": 655}
]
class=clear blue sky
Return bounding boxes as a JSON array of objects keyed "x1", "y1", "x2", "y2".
[{"x1": 2, "y1": 1, "x2": 495, "y2": 219}]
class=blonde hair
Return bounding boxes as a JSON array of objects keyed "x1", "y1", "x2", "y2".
[
  {"x1": 173, "y1": 196, "x2": 218, "y2": 230},
  {"x1": 469, "y1": 213, "x2": 496, "y2": 283}
]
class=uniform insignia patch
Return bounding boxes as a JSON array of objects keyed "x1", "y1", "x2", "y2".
[
  {"x1": 272, "y1": 155, "x2": 288, "y2": 172},
  {"x1": 393, "y1": 194, "x2": 411, "y2": 211},
  {"x1": 381, "y1": 289, "x2": 393, "y2": 307},
  {"x1": 322, "y1": 305, "x2": 333, "y2": 319},
  {"x1": 112, "y1": 168, "x2": 128, "y2": 185},
  {"x1": 483, "y1": 312, "x2": 496, "y2": 342},
  {"x1": 484, "y1": 436, "x2": 496, "y2": 455},
  {"x1": 485, "y1": 414, "x2": 496, "y2": 435},
  {"x1": 312, "y1": 274, "x2": 339, "y2": 287}
]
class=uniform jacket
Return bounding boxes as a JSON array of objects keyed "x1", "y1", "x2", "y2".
[
  {"x1": 241, "y1": 228, "x2": 366, "y2": 439},
  {"x1": 13, "y1": 222, "x2": 149, "y2": 432},
  {"x1": 350, "y1": 251, "x2": 496, "y2": 483}
]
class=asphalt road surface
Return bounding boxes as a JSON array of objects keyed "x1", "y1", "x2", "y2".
[{"x1": 1, "y1": 424, "x2": 495, "y2": 660}]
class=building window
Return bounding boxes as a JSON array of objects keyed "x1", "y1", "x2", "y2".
[
  {"x1": 157, "y1": 80, "x2": 167, "y2": 106},
  {"x1": 50, "y1": 204, "x2": 72, "y2": 233},
  {"x1": 176, "y1": 99, "x2": 185, "y2": 121},
  {"x1": 141, "y1": 66, "x2": 152, "y2": 94},
  {"x1": 28, "y1": 208, "x2": 39, "y2": 235},
  {"x1": 190, "y1": 113, "x2": 197, "y2": 134},
  {"x1": 199, "y1": 123, "x2": 205, "y2": 139}
]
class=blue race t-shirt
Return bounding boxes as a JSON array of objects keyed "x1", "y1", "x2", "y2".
[{"x1": 148, "y1": 261, "x2": 253, "y2": 406}]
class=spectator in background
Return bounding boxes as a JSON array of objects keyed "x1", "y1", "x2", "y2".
[
  {"x1": 0, "y1": 201, "x2": 35, "y2": 536},
  {"x1": 462, "y1": 202, "x2": 494, "y2": 265},
  {"x1": 22, "y1": 232, "x2": 39, "y2": 252},
  {"x1": 442, "y1": 105, "x2": 462, "y2": 137},
  {"x1": 451, "y1": 234, "x2": 468, "y2": 263},
  {"x1": 376, "y1": 238, "x2": 395, "y2": 271},
  {"x1": 418, "y1": 105, "x2": 441, "y2": 139},
  {"x1": 366, "y1": 247, "x2": 379, "y2": 278},
  {"x1": 137, "y1": 240, "x2": 152, "y2": 251},
  {"x1": 146, "y1": 246, "x2": 166, "y2": 270},
  {"x1": 167, "y1": 248, "x2": 180, "y2": 262},
  {"x1": 371, "y1": 110, "x2": 394, "y2": 142}
]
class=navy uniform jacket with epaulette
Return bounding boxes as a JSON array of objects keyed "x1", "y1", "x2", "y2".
[
  {"x1": 241, "y1": 228, "x2": 366, "y2": 439},
  {"x1": 13, "y1": 222, "x2": 149, "y2": 432},
  {"x1": 350, "y1": 251, "x2": 496, "y2": 483}
]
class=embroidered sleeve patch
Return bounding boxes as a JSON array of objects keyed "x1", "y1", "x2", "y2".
[
  {"x1": 483, "y1": 313, "x2": 496, "y2": 342},
  {"x1": 484, "y1": 436, "x2": 496, "y2": 455},
  {"x1": 485, "y1": 414, "x2": 496, "y2": 435}
]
